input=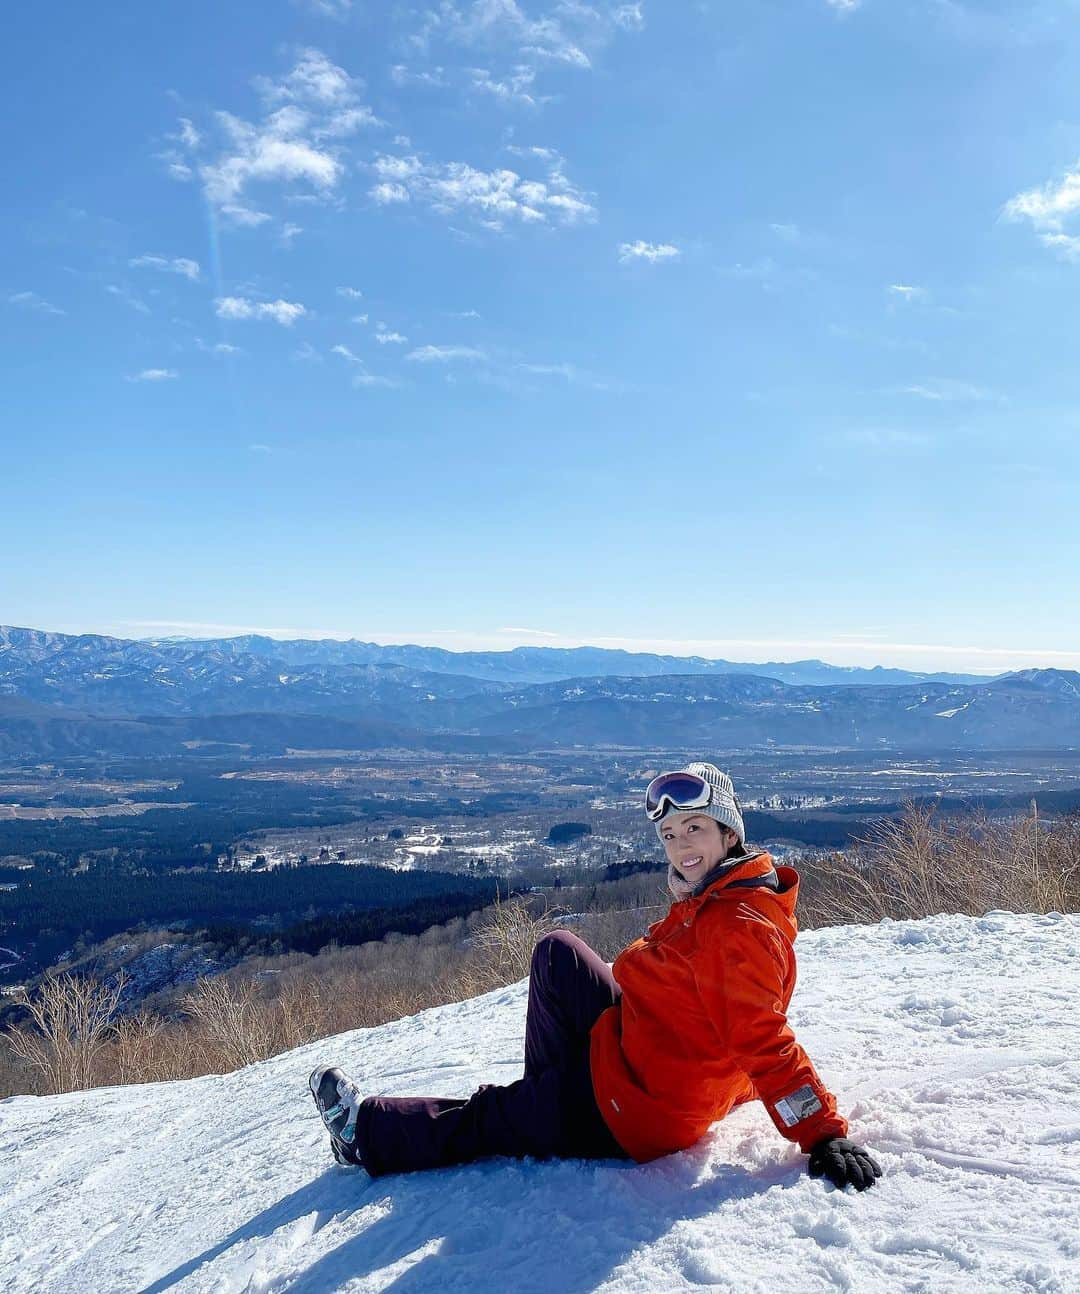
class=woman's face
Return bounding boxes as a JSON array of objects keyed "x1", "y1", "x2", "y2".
[{"x1": 659, "y1": 814, "x2": 737, "y2": 884}]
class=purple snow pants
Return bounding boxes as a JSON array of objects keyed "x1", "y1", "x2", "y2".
[{"x1": 353, "y1": 930, "x2": 630, "y2": 1176}]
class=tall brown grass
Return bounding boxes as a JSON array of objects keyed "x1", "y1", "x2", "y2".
[
  {"x1": 796, "y1": 802, "x2": 1080, "y2": 928},
  {"x1": 3, "y1": 804, "x2": 1077, "y2": 1098}
]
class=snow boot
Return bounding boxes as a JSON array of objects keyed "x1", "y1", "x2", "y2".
[{"x1": 309, "y1": 1065, "x2": 365, "y2": 1167}]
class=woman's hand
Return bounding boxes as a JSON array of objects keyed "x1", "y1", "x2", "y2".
[{"x1": 807, "y1": 1137, "x2": 882, "y2": 1190}]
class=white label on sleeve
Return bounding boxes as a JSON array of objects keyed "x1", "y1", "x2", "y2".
[{"x1": 774, "y1": 1085, "x2": 823, "y2": 1128}]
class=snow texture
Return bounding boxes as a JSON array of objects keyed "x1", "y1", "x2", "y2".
[{"x1": 1, "y1": 912, "x2": 1078, "y2": 1293}]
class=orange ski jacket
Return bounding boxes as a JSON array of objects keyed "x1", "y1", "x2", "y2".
[{"x1": 589, "y1": 852, "x2": 848, "y2": 1163}]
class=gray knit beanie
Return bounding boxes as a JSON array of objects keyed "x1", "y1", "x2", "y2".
[{"x1": 651, "y1": 762, "x2": 746, "y2": 844}]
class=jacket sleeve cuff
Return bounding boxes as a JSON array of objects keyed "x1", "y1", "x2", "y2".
[{"x1": 761, "y1": 1079, "x2": 848, "y2": 1151}]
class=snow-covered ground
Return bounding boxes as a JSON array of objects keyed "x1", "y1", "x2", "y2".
[{"x1": 1, "y1": 912, "x2": 1078, "y2": 1293}]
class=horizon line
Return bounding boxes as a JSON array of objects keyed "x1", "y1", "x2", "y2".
[{"x1": 6, "y1": 619, "x2": 1080, "y2": 676}]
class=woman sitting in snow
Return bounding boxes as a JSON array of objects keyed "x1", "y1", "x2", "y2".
[{"x1": 310, "y1": 761, "x2": 881, "y2": 1190}]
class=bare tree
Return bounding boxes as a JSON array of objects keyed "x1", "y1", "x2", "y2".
[
  {"x1": 182, "y1": 976, "x2": 275, "y2": 1071},
  {"x1": 4, "y1": 973, "x2": 125, "y2": 1094},
  {"x1": 109, "y1": 1010, "x2": 166, "y2": 1086}
]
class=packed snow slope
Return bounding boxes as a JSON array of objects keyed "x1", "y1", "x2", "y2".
[{"x1": 2, "y1": 913, "x2": 1078, "y2": 1294}]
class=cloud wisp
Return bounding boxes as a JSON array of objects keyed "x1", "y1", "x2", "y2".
[
  {"x1": 129, "y1": 254, "x2": 201, "y2": 280},
  {"x1": 413, "y1": 1, "x2": 589, "y2": 70},
  {"x1": 887, "y1": 283, "x2": 927, "y2": 302},
  {"x1": 8, "y1": 291, "x2": 65, "y2": 316},
  {"x1": 216, "y1": 296, "x2": 307, "y2": 325},
  {"x1": 406, "y1": 3, "x2": 646, "y2": 119},
  {"x1": 331, "y1": 342, "x2": 399, "y2": 387},
  {"x1": 369, "y1": 149, "x2": 594, "y2": 229},
  {"x1": 406, "y1": 344, "x2": 487, "y2": 363},
  {"x1": 896, "y1": 378, "x2": 995, "y2": 403},
  {"x1": 618, "y1": 240, "x2": 680, "y2": 263},
  {"x1": 293, "y1": 0, "x2": 352, "y2": 18},
  {"x1": 127, "y1": 368, "x2": 179, "y2": 382}
]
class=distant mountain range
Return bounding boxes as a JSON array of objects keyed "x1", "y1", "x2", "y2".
[
  {"x1": 1, "y1": 625, "x2": 1077, "y2": 756},
  {"x1": 144, "y1": 632, "x2": 987, "y2": 689}
]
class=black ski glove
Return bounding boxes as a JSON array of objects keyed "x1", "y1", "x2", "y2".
[{"x1": 807, "y1": 1137, "x2": 882, "y2": 1191}]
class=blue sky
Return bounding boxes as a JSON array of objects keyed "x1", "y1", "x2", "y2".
[{"x1": 3, "y1": 0, "x2": 1080, "y2": 673}]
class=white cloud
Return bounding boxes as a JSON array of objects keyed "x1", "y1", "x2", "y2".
[
  {"x1": 351, "y1": 313, "x2": 369, "y2": 324},
  {"x1": 372, "y1": 181, "x2": 411, "y2": 204},
  {"x1": 612, "y1": 3, "x2": 645, "y2": 31},
  {"x1": 375, "y1": 328, "x2": 408, "y2": 344},
  {"x1": 219, "y1": 202, "x2": 272, "y2": 227},
  {"x1": 203, "y1": 108, "x2": 342, "y2": 221},
  {"x1": 406, "y1": 344, "x2": 487, "y2": 362},
  {"x1": 827, "y1": 0, "x2": 860, "y2": 10},
  {"x1": 249, "y1": 442, "x2": 274, "y2": 452},
  {"x1": 181, "y1": 51, "x2": 378, "y2": 226},
  {"x1": 315, "y1": 106, "x2": 381, "y2": 138},
  {"x1": 332, "y1": 343, "x2": 398, "y2": 386},
  {"x1": 1005, "y1": 165, "x2": 1080, "y2": 263},
  {"x1": 280, "y1": 222, "x2": 304, "y2": 244},
  {"x1": 129, "y1": 254, "x2": 201, "y2": 280},
  {"x1": 470, "y1": 65, "x2": 542, "y2": 106},
  {"x1": 1005, "y1": 164, "x2": 1080, "y2": 230},
  {"x1": 260, "y1": 48, "x2": 364, "y2": 109},
  {"x1": 127, "y1": 368, "x2": 178, "y2": 382},
  {"x1": 106, "y1": 284, "x2": 151, "y2": 314},
  {"x1": 370, "y1": 150, "x2": 593, "y2": 228},
  {"x1": 158, "y1": 118, "x2": 201, "y2": 181},
  {"x1": 161, "y1": 155, "x2": 194, "y2": 182},
  {"x1": 196, "y1": 338, "x2": 241, "y2": 355},
  {"x1": 336, "y1": 286, "x2": 364, "y2": 299},
  {"x1": 7, "y1": 290, "x2": 65, "y2": 316},
  {"x1": 292, "y1": 0, "x2": 352, "y2": 18},
  {"x1": 514, "y1": 360, "x2": 619, "y2": 391},
  {"x1": 415, "y1": 1, "x2": 592, "y2": 69},
  {"x1": 409, "y1": 2, "x2": 645, "y2": 96},
  {"x1": 177, "y1": 117, "x2": 201, "y2": 149},
  {"x1": 618, "y1": 240, "x2": 680, "y2": 263},
  {"x1": 1040, "y1": 232, "x2": 1080, "y2": 262},
  {"x1": 215, "y1": 296, "x2": 307, "y2": 325},
  {"x1": 898, "y1": 378, "x2": 994, "y2": 402},
  {"x1": 769, "y1": 222, "x2": 801, "y2": 243},
  {"x1": 451, "y1": 308, "x2": 481, "y2": 318},
  {"x1": 517, "y1": 361, "x2": 576, "y2": 379},
  {"x1": 293, "y1": 341, "x2": 323, "y2": 362},
  {"x1": 887, "y1": 283, "x2": 927, "y2": 302},
  {"x1": 390, "y1": 64, "x2": 448, "y2": 88}
]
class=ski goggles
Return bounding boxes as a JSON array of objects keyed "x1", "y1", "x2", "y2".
[{"x1": 644, "y1": 771, "x2": 712, "y2": 821}]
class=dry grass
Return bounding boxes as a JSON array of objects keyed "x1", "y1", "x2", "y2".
[
  {"x1": 797, "y1": 802, "x2": 1080, "y2": 928},
  {"x1": 4, "y1": 804, "x2": 1077, "y2": 1098}
]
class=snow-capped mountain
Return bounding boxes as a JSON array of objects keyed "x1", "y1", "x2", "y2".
[
  {"x1": 1, "y1": 626, "x2": 1078, "y2": 754},
  {"x1": 1, "y1": 912, "x2": 1076, "y2": 1293}
]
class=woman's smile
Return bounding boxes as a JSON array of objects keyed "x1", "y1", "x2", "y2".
[{"x1": 659, "y1": 814, "x2": 737, "y2": 880}]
